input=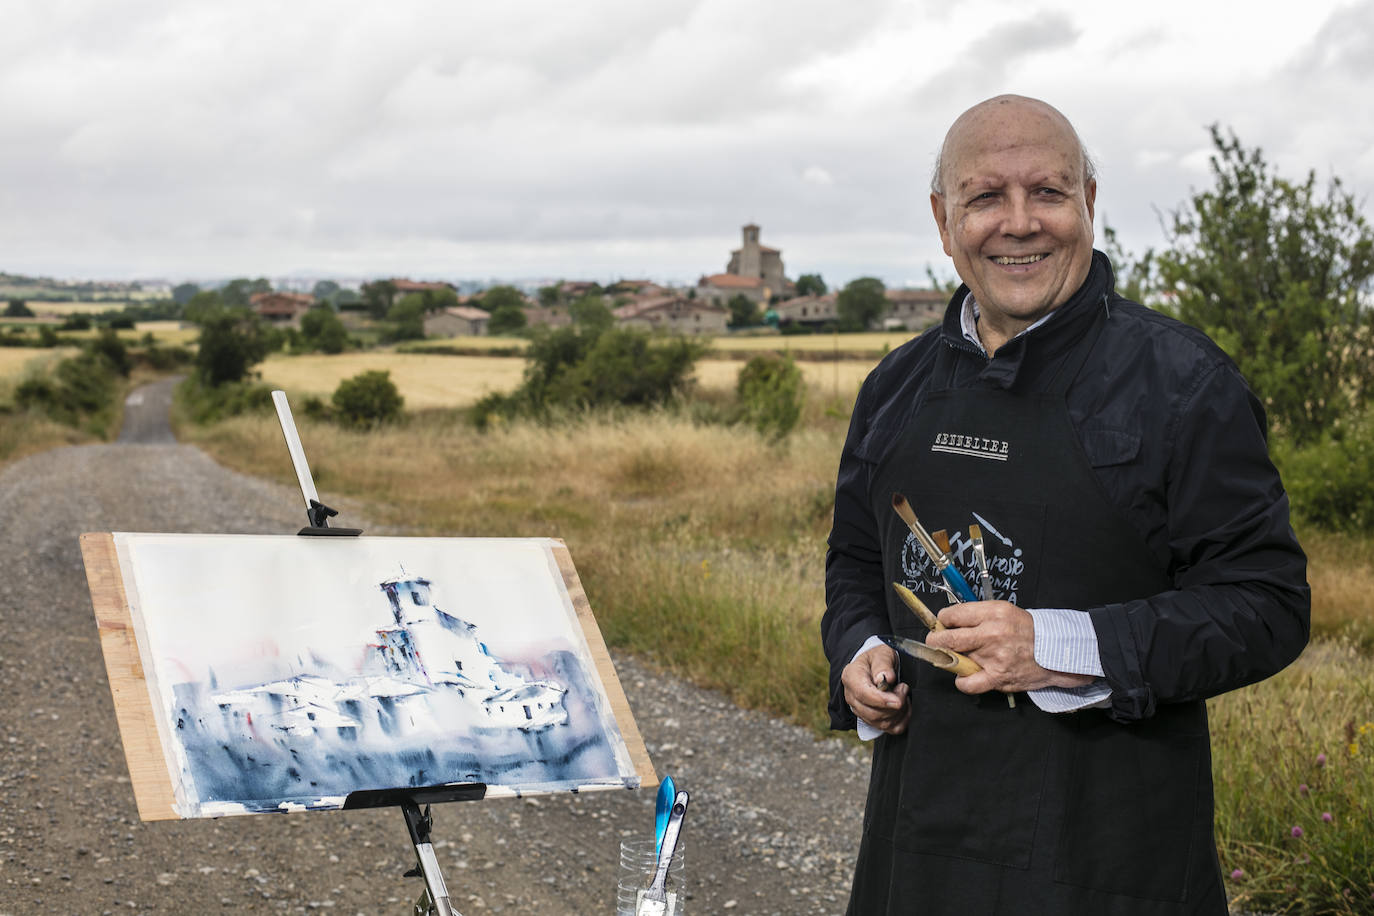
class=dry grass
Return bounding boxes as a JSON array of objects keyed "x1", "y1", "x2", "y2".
[
  {"x1": 693, "y1": 357, "x2": 875, "y2": 396},
  {"x1": 710, "y1": 330, "x2": 919, "y2": 353},
  {"x1": 1300, "y1": 529, "x2": 1374, "y2": 650},
  {"x1": 0, "y1": 347, "x2": 79, "y2": 383},
  {"x1": 257, "y1": 352, "x2": 527, "y2": 408},
  {"x1": 1210, "y1": 639, "x2": 1374, "y2": 911}
]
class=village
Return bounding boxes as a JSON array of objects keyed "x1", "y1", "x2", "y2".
[{"x1": 219, "y1": 224, "x2": 947, "y2": 339}]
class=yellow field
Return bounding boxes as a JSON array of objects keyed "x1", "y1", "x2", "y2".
[
  {"x1": 403, "y1": 336, "x2": 529, "y2": 352},
  {"x1": 257, "y1": 350, "x2": 879, "y2": 407},
  {"x1": 694, "y1": 358, "x2": 875, "y2": 395},
  {"x1": 22, "y1": 301, "x2": 137, "y2": 315},
  {"x1": 258, "y1": 352, "x2": 527, "y2": 408},
  {"x1": 0, "y1": 347, "x2": 77, "y2": 382},
  {"x1": 710, "y1": 330, "x2": 920, "y2": 353}
]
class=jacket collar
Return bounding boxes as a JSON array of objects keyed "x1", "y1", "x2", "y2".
[{"x1": 938, "y1": 249, "x2": 1117, "y2": 390}]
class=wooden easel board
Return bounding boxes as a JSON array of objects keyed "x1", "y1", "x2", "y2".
[{"x1": 80, "y1": 532, "x2": 656, "y2": 821}]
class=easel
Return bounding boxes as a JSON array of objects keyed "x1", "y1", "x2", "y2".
[{"x1": 271, "y1": 390, "x2": 481, "y2": 916}]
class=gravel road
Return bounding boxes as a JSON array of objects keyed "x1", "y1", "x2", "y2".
[{"x1": 0, "y1": 378, "x2": 870, "y2": 915}]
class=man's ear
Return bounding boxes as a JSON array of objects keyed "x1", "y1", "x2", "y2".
[
  {"x1": 930, "y1": 193, "x2": 953, "y2": 257},
  {"x1": 1085, "y1": 179, "x2": 1097, "y2": 224}
]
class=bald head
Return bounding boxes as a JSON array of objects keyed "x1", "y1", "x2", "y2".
[{"x1": 930, "y1": 95, "x2": 1095, "y2": 196}]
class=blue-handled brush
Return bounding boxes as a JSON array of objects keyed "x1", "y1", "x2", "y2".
[
  {"x1": 654, "y1": 775, "x2": 676, "y2": 857},
  {"x1": 891, "y1": 493, "x2": 978, "y2": 602}
]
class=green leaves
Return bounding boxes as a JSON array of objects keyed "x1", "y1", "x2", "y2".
[{"x1": 1157, "y1": 126, "x2": 1374, "y2": 445}]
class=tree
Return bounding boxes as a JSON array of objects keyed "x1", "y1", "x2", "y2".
[
  {"x1": 5, "y1": 299, "x2": 33, "y2": 317},
  {"x1": 195, "y1": 307, "x2": 273, "y2": 385},
  {"x1": 727, "y1": 294, "x2": 761, "y2": 328},
  {"x1": 1101, "y1": 225, "x2": 1158, "y2": 305},
  {"x1": 569, "y1": 294, "x2": 613, "y2": 330},
  {"x1": 538, "y1": 284, "x2": 563, "y2": 307},
  {"x1": 311, "y1": 279, "x2": 341, "y2": 303},
  {"x1": 837, "y1": 277, "x2": 887, "y2": 331},
  {"x1": 171, "y1": 283, "x2": 201, "y2": 306},
  {"x1": 361, "y1": 279, "x2": 397, "y2": 320},
  {"x1": 475, "y1": 285, "x2": 527, "y2": 314},
  {"x1": 300, "y1": 306, "x2": 349, "y2": 353},
  {"x1": 387, "y1": 294, "x2": 427, "y2": 341},
  {"x1": 221, "y1": 277, "x2": 271, "y2": 308},
  {"x1": 488, "y1": 304, "x2": 528, "y2": 336},
  {"x1": 1157, "y1": 126, "x2": 1374, "y2": 444},
  {"x1": 795, "y1": 273, "x2": 827, "y2": 297},
  {"x1": 183, "y1": 290, "x2": 225, "y2": 324}
]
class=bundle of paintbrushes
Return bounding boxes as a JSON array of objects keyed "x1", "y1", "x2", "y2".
[{"x1": 890, "y1": 492, "x2": 1015, "y2": 707}]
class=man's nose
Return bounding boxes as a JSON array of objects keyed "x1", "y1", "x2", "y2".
[{"x1": 1001, "y1": 192, "x2": 1039, "y2": 237}]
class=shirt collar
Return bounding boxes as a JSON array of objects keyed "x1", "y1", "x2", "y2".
[{"x1": 958, "y1": 293, "x2": 1064, "y2": 356}]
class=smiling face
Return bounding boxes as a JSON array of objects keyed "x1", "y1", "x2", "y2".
[{"x1": 930, "y1": 96, "x2": 1096, "y2": 351}]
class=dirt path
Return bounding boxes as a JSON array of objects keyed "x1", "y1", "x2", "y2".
[{"x1": 0, "y1": 381, "x2": 870, "y2": 915}]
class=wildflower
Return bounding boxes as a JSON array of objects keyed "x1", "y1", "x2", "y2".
[
  {"x1": 700, "y1": 559, "x2": 711, "y2": 580},
  {"x1": 1349, "y1": 742, "x2": 1360, "y2": 758},
  {"x1": 1316, "y1": 752, "x2": 1327, "y2": 767},
  {"x1": 1298, "y1": 783, "x2": 1309, "y2": 796},
  {"x1": 1290, "y1": 825, "x2": 1304, "y2": 838},
  {"x1": 1322, "y1": 812, "x2": 1333, "y2": 823},
  {"x1": 1230, "y1": 868, "x2": 1244, "y2": 880}
]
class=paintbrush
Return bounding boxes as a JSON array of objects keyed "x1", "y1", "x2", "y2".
[
  {"x1": 892, "y1": 582, "x2": 944, "y2": 631},
  {"x1": 892, "y1": 582, "x2": 1014, "y2": 706},
  {"x1": 891, "y1": 494, "x2": 978, "y2": 602},
  {"x1": 931, "y1": 529, "x2": 952, "y2": 557},
  {"x1": 969, "y1": 524, "x2": 994, "y2": 601},
  {"x1": 637, "y1": 790, "x2": 689, "y2": 916}
]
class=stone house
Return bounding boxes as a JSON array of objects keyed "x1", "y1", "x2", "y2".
[
  {"x1": 772, "y1": 294, "x2": 838, "y2": 327},
  {"x1": 885, "y1": 289, "x2": 947, "y2": 330},
  {"x1": 251, "y1": 292, "x2": 316, "y2": 328},
  {"x1": 423, "y1": 306, "x2": 491, "y2": 337},
  {"x1": 613, "y1": 296, "x2": 728, "y2": 336}
]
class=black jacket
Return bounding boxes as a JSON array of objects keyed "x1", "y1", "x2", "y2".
[{"x1": 822, "y1": 251, "x2": 1310, "y2": 727}]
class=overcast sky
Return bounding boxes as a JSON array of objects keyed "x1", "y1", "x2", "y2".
[{"x1": 2, "y1": 0, "x2": 1372, "y2": 289}]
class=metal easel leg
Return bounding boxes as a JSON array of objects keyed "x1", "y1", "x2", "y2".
[{"x1": 402, "y1": 801, "x2": 461, "y2": 916}]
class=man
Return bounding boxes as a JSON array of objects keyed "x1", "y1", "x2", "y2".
[{"x1": 821, "y1": 95, "x2": 1309, "y2": 915}]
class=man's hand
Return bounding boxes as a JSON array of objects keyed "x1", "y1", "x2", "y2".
[
  {"x1": 924, "y1": 601, "x2": 1094, "y2": 695},
  {"x1": 841, "y1": 645, "x2": 910, "y2": 734}
]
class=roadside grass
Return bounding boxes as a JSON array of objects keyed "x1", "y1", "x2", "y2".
[{"x1": 1211, "y1": 640, "x2": 1374, "y2": 913}]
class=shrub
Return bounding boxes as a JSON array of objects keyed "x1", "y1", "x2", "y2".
[
  {"x1": 14, "y1": 350, "x2": 119, "y2": 432},
  {"x1": 175, "y1": 375, "x2": 276, "y2": 424},
  {"x1": 87, "y1": 328, "x2": 132, "y2": 377},
  {"x1": 475, "y1": 324, "x2": 706, "y2": 427},
  {"x1": 736, "y1": 351, "x2": 804, "y2": 439},
  {"x1": 1274, "y1": 410, "x2": 1374, "y2": 532},
  {"x1": 332, "y1": 370, "x2": 404, "y2": 428},
  {"x1": 195, "y1": 308, "x2": 273, "y2": 386}
]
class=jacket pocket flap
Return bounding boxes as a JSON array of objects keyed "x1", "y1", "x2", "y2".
[{"x1": 1080, "y1": 428, "x2": 1140, "y2": 467}]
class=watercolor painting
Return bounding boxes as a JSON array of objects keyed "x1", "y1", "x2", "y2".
[{"x1": 112, "y1": 534, "x2": 639, "y2": 818}]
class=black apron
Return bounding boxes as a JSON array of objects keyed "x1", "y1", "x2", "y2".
[{"x1": 848, "y1": 314, "x2": 1226, "y2": 915}]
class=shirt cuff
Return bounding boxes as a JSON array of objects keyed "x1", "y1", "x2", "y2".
[
  {"x1": 852, "y1": 635, "x2": 888, "y2": 741},
  {"x1": 1026, "y1": 607, "x2": 1111, "y2": 713}
]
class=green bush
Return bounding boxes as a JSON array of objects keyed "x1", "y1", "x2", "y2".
[
  {"x1": 14, "y1": 350, "x2": 120, "y2": 433},
  {"x1": 195, "y1": 308, "x2": 273, "y2": 386},
  {"x1": 175, "y1": 375, "x2": 276, "y2": 424},
  {"x1": 736, "y1": 351, "x2": 804, "y2": 439},
  {"x1": 87, "y1": 328, "x2": 132, "y2": 377},
  {"x1": 332, "y1": 370, "x2": 404, "y2": 428},
  {"x1": 474, "y1": 324, "x2": 706, "y2": 427},
  {"x1": 1274, "y1": 410, "x2": 1374, "y2": 532}
]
